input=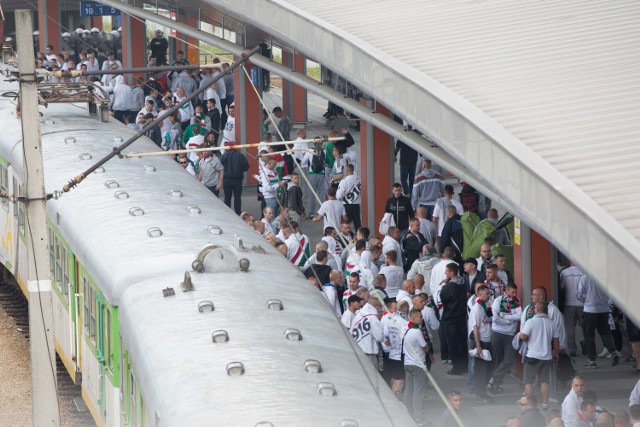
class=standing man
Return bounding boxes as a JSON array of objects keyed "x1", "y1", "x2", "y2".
[
  {"x1": 577, "y1": 273, "x2": 620, "y2": 367},
  {"x1": 560, "y1": 261, "x2": 585, "y2": 357},
  {"x1": 220, "y1": 142, "x2": 249, "y2": 214},
  {"x1": 403, "y1": 308, "x2": 434, "y2": 425},
  {"x1": 402, "y1": 218, "x2": 427, "y2": 273},
  {"x1": 395, "y1": 139, "x2": 419, "y2": 196},
  {"x1": 518, "y1": 394, "x2": 547, "y2": 427},
  {"x1": 432, "y1": 184, "x2": 464, "y2": 239},
  {"x1": 439, "y1": 391, "x2": 463, "y2": 427},
  {"x1": 272, "y1": 106, "x2": 291, "y2": 141},
  {"x1": 336, "y1": 164, "x2": 362, "y2": 231},
  {"x1": 313, "y1": 187, "x2": 347, "y2": 230},
  {"x1": 415, "y1": 207, "x2": 437, "y2": 246},
  {"x1": 350, "y1": 296, "x2": 384, "y2": 369},
  {"x1": 407, "y1": 244, "x2": 439, "y2": 283},
  {"x1": 488, "y1": 282, "x2": 522, "y2": 394},
  {"x1": 256, "y1": 157, "x2": 286, "y2": 216},
  {"x1": 341, "y1": 294, "x2": 363, "y2": 329},
  {"x1": 440, "y1": 206, "x2": 464, "y2": 263},
  {"x1": 469, "y1": 284, "x2": 493, "y2": 402},
  {"x1": 411, "y1": 158, "x2": 444, "y2": 219},
  {"x1": 379, "y1": 250, "x2": 404, "y2": 299},
  {"x1": 221, "y1": 104, "x2": 236, "y2": 148},
  {"x1": 148, "y1": 29, "x2": 168, "y2": 65},
  {"x1": 197, "y1": 147, "x2": 224, "y2": 197},
  {"x1": 463, "y1": 258, "x2": 486, "y2": 294},
  {"x1": 440, "y1": 263, "x2": 470, "y2": 376},
  {"x1": 562, "y1": 375, "x2": 586, "y2": 427},
  {"x1": 520, "y1": 302, "x2": 560, "y2": 410},
  {"x1": 384, "y1": 183, "x2": 414, "y2": 235}
]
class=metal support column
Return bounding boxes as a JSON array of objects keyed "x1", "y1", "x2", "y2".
[
  {"x1": 17, "y1": 9, "x2": 60, "y2": 426},
  {"x1": 365, "y1": 99, "x2": 376, "y2": 229}
]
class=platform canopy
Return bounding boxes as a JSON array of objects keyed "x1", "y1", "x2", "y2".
[{"x1": 106, "y1": 0, "x2": 640, "y2": 321}]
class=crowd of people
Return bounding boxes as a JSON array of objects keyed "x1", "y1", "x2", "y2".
[{"x1": 23, "y1": 27, "x2": 640, "y2": 427}]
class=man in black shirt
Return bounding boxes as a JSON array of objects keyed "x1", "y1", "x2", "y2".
[
  {"x1": 439, "y1": 263, "x2": 469, "y2": 375},
  {"x1": 220, "y1": 142, "x2": 249, "y2": 214},
  {"x1": 384, "y1": 183, "x2": 414, "y2": 234},
  {"x1": 395, "y1": 140, "x2": 419, "y2": 195},
  {"x1": 148, "y1": 29, "x2": 168, "y2": 65}
]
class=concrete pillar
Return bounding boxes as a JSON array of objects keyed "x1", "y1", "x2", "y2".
[
  {"x1": 90, "y1": 17, "x2": 103, "y2": 31},
  {"x1": 184, "y1": 17, "x2": 199, "y2": 65},
  {"x1": 121, "y1": 14, "x2": 145, "y2": 84},
  {"x1": 282, "y1": 51, "x2": 307, "y2": 123},
  {"x1": 234, "y1": 62, "x2": 262, "y2": 180},
  {"x1": 37, "y1": 0, "x2": 60, "y2": 53},
  {"x1": 359, "y1": 98, "x2": 394, "y2": 229}
]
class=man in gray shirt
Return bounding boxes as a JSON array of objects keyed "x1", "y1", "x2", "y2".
[
  {"x1": 272, "y1": 106, "x2": 291, "y2": 141},
  {"x1": 198, "y1": 149, "x2": 224, "y2": 197},
  {"x1": 577, "y1": 273, "x2": 620, "y2": 367},
  {"x1": 560, "y1": 261, "x2": 585, "y2": 357}
]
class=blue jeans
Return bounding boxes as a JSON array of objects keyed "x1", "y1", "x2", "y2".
[
  {"x1": 400, "y1": 165, "x2": 415, "y2": 195},
  {"x1": 265, "y1": 196, "x2": 279, "y2": 217}
]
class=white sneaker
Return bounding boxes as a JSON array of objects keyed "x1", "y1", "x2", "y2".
[{"x1": 598, "y1": 348, "x2": 610, "y2": 358}]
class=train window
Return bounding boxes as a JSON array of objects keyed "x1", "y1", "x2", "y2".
[
  {"x1": 62, "y1": 247, "x2": 69, "y2": 297},
  {"x1": 55, "y1": 236, "x2": 62, "y2": 285},
  {"x1": 83, "y1": 279, "x2": 96, "y2": 342},
  {"x1": 48, "y1": 228, "x2": 54, "y2": 276},
  {"x1": 0, "y1": 166, "x2": 7, "y2": 212},
  {"x1": 105, "y1": 308, "x2": 113, "y2": 372},
  {"x1": 12, "y1": 178, "x2": 17, "y2": 217}
]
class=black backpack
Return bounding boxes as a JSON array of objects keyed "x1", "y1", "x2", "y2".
[{"x1": 311, "y1": 150, "x2": 326, "y2": 173}]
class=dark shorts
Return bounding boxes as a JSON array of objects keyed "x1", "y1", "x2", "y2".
[
  {"x1": 523, "y1": 357, "x2": 552, "y2": 385},
  {"x1": 627, "y1": 317, "x2": 640, "y2": 343},
  {"x1": 388, "y1": 359, "x2": 406, "y2": 380}
]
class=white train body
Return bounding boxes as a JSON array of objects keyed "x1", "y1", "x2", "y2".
[{"x1": 0, "y1": 77, "x2": 415, "y2": 427}]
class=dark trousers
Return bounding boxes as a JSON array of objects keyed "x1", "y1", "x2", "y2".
[
  {"x1": 223, "y1": 178, "x2": 243, "y2": 214},
  {"x1": 490, "y1": 331, "x2": 515, "y2": 386},
  {"x1": 473, "y1": 340, "x2": 493, "y2": 397},
  {"x1": 400, "y1": 164, "x2": 415, "y2": 195},
  {"x1": 344, "y1": 204, "x2": 361, "y2": 231},
  {"x1": 444, "y1": 317, "x2": 468, "y2": 372},
  {"x1": 206, "y1": 185, "x2": 220, "y2": 198},
  {"x1": 583, "y1": 311, "x2": 616, "y2": 361},
  {"x1": 439, "y1": 321, "x2": 449, "y2": 361}
]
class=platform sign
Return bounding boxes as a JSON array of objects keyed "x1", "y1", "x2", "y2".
[
  {"x1": 80, "y1": 2, "x2": 120, "y2": 17},
  {"x1": 514, "y1": 217, "x2": 521, "y2": 245}
]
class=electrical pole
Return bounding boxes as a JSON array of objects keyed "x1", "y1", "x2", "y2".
[{"x1": 16, "y1": 9, "x2": 60, "y2": 426}]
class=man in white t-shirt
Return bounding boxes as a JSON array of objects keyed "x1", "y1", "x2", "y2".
[
  {"x1": 313, "y1": 187, "x2": 347, "y2": 230},
  {"x1": 341, "y1": 294, "x2": 362, "y2": 329},
  {"x1": 403, "y1": 308, "x2": 434, "y2": 425},
  {"x1": 432, "y1": 184, "x2": 464, "y2": 238},
  {"x1": 630, "y1": 378, "x2": 640, "y2": 407},
  {"x1": 520, "y1": 302, "x2": 560, "y2": 409},
  {"x1": 379, "y1": 250, "x2": 404, "y2": 298},
  {"x1": 470, "y1": 284, "x2": 493, "y2": 403},
  {"x1": 561, "y1": 374, "x2": 585, "y2": 427}
]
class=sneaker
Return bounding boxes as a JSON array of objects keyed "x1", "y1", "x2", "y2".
[
  {"x1": 611, "y1": 351, "x2": 620, "y2": 367},
  {"x1": 625, "y1": 354, "x2": 636, "y2": 363},
  {"x1": 487, "y1": 384, "x2": 503, "y2": 394},
  {"x1": 441, "y1": 359, "x2": 449, "y2": 364},
  {"x1": 583, "y1": 360, "x2": 598, "y2": 368},
  {"x1": 598, "y1": 348, "x2": 610, "y2": 358}
]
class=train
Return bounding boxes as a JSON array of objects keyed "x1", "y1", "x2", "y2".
[{"x1": 0, "y1": 73, "x2": 416, "y2": 426}]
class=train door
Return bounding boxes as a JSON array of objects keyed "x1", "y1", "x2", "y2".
[
  {"x1": 72, "y1": 256, "x2": 81, "y2": 382},
  {"x1": 97, "y1": 295, "x2": 107, "y2": 420}
]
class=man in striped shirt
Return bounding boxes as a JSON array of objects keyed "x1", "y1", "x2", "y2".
[{"x1": 410, "y1": 158, "x2": 445, "y2": 220}]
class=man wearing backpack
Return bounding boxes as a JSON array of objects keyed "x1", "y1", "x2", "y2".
[{"x1": 304, "y1": 142, "x2": 327, "y2": 217}]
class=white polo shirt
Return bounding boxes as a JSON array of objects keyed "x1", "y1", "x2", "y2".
[
  {"x1": 522, "y1": 313, "x2": 558, "y2": 360},
  {"x1": 403, "y1": 327, "x2": 426, "y2": 367}
]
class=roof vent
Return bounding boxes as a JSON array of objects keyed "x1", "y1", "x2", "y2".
[
  {"x1": 252, "y1": 245, "x2": 266, "y2": 254},
  {"x1": 105, "y1": 180, "x2": 119, "y2": 189},
  {"x1": 144, "y1": 165, "x2": 156, "y2": 173},
  {"x1": 79, "y1": 153, "x2": 92, "y2": 160},
  {"x1": 226, "y1": 362, "x2": 245, "y2": 376},
  {"x1": 114, "y1": 190, "x2": 129, "y2": 199},
  {"x1": 340, "y1": 420, "x2": 359, "y2": 427},
  {"x1": 284, "y1": 328, "x2": 302, "y2": 341},
  {"x1": 208, "y1": 225, "x2": 222, "y2": 235},
  {"x1": 267, "y1": 299, "x2": 283, "y2": 311},
  {"x1": 64, "y1": 136, "x2": 76, "y2": 144},
  {"x1": 198, "y1": 301, "x2": 214, "y2": 313},
  {"x1": 95, "y1": 166, "x2": 105, "y2": 174},
  {"x1": 193, "y1": 245, "x2": 241, "y2": 273},
  {"x1": 212, "y1": 330, "x2": 229, "y2": 343},
  {"x1": 181, "y1": 271, "x2": 194, "y2": 292},
  {"x1": 147, "y1": 227, "x2": 163, "y2": 238},
  {"x1": 304, "y1": 360, "x2": 322, "y2": 373},
  {"x1": 129, "y1": 207, "x2": 144, "y2": 216},
  {"x1": 239, "y1": 258, "x2": 250, "y2": 272},
  {"x1": 234, "y1": 235, "x2": 245, "y2": 251},
  {"x1": 317, "y1": 382, "x2": 337, "y2": 397},
  {"x1": 169, "y1": 189, "x2": 183, "y2": 198},
  {"x1": 113, "y1": 136, "x2": 123, "y2": 143},
  {"x1": 187, "y1": 206, "x2": 201, "y2": 215},
  {"x1": 162, "y1": 287, "x2": 175, "y2": 297}
]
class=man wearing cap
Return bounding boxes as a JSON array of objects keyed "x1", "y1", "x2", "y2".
[
  {"x1": 197, "y1": 147, "x2": 224, "y2": 197},
  {"x1": 221, "y1": 140, "x2": 249, "y2": 214},
  {"x1": 342, "y1": 294, "x2": 363, "y2": 329},
  {"x1": 148, "y1": 29, "x2": 168, "y2": 65}
]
